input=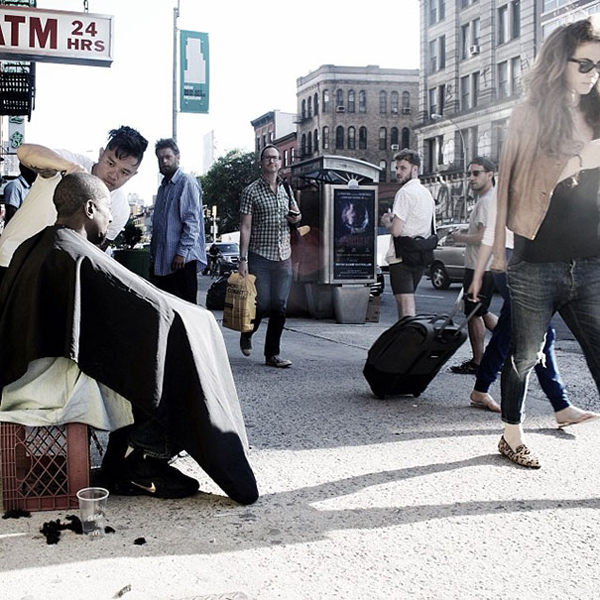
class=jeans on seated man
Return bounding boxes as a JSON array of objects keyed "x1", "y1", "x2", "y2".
[{"x1": 0, "y1": 173, "x2": 258, "y2": 504}]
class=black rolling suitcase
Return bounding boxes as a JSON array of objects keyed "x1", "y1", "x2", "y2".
[{"x1": 363, "y1": 291, "x2": 476, "y2": 399}]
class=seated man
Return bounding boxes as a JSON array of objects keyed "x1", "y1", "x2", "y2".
[{"x1": 0, "y1": 173, "x2": 258, "y2": 505}]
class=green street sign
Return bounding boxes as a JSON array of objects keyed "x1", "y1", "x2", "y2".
[{"x1": 179, "y1": 30, "x2": 209, "y2": 114}]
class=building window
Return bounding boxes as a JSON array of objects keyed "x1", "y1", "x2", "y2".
[
  {"x1": 472, "y1": 71, "x2": 480, "y2": 107},
  {"x1": 429, "y1": 39, "x2": 438, "y2": 73},
  {"x1": 314, "y1": 92, "x2": 319, "y2": 115},
  {"x1": 308, "y1": 96, "x2": 312, "y2": 119},
  {"x1": 493, "y1": 118, "x2": 509, "y2": 162},
  {"x1": 348, "y1": 89, "x2": 356, "y2": 113},
  {"x1": 263, "y1": 134, "x2": 267, "y2": 148},
  {"x1": 402, "y1": 91, "x2": 410, "y2": 109},
  {"x1": 307, "y1": 132, "x2": 312, "y2": 155},
  {"x1": 255, "y1": 137, "x2": 261, "y2": 154},
  {"x1": 335, "y1": 126, "x2": 344, "y2": 149},
  {"x1": 439, "y1": 84, "x2": 445, "y2": 114},
  {"x1": 379, "y1": 127, "x2": 387, "y2": 150},
  {"x1": 379, "y1": 160, "x2": 387, "y2": 183},
  {"x1": 323, "y1": 89, "x2": 330, "y2": 113},
  {"x1": 429, "y1": 0, "x2": 445, "y2": 25},
  {"x1": 359, "y1": 90, "x2": 366, "y2": 113},
  {"x1": 291, "y1": 148, "x2": 295, "y2": 164},
  {"x1": 301, "y1": 134, "x2": 306, "y2": 157},
  {"x1": 511, "y1": 1, "x2": 520, "y2": 39},
  {"x1": 461, "y1": 23, "x2": 470, "y2": 60},
  {"x1": 359, "y1": 126, "x2": 367, "y2": 149},
  {"x1": 314, "y1": 129, "x2": 319, "y2": 153},
  {"x1": 429, "y1": 87, "x2": 437, "y2": 116},
  {"x1": 391, "y1": 91, "x2": 399, "y2": 114},
  {"x1": 439, "y1": 35, "x2": 446, "y2": 70},
  {"x1": 470, "y1": 125, "x2": 478, "y2": 158},
  {"x1": 402, "y1": 127, "x2": 410, "y2": 149},
  {"x1": 511, "y1": 56, "x2": 521, "y2": 95},
  {"x1": 379, "y1": 91, "x2": 387, "y2": 114},
  {"x1": 498, "y1": 61, "x2": 508, "y2": 98},
  {"x1": 301, "y1": 99, "x2": 306, "y2": 120},
  {"x1": 391, "y1": 127, "x2": 399, "y2": 146},
  {"x1": 336, "y1": 89, "x2": 344, "y2": 109},
  {"x1": 472, "y1": 18, "x2": 480, "y2": 45},
  {"x1": 461, "y1": 75, "x2": 470, "y2": 110},
  {"x1": 498, "y1": 4, "x2": 509, "y2": 44},
  {"x1": 323, "y1": 126, "x2": 329, "y2": 150},
  {"x1": 348, "y1": 126, "x2": 356, "y2": 150}
]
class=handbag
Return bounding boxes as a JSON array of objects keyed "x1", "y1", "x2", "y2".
[{"x1": 393, "y1": 217, "x2": 438, "y2": 268}]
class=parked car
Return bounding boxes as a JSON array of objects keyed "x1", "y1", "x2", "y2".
[
  {"x1": 428, "y1": 223, "x2": 469, "y2": 290},
  {"x1": 206, "y1": 242, "x2": 240, "y2": 275}
]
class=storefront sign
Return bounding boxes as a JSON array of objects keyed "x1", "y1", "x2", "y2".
[{"x1": 0, "y1": 6, "x2": 113, "y2": 67}]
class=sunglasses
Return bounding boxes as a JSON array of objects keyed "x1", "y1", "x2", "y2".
[
  {"x1": 466, "y1": 169, "x2": 485, "y2": 177},
  {"x1": 568, "y1": 57, "x2": 600, "y2": 74}
]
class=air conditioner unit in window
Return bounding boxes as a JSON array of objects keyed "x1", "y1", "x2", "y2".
[
  {"x1": 402, "y1": 107, "x2": 411, "y2": 115},
  {"x1": 390, "y1": 144, "x2": 400, "y2": 151},
  {"x1": 469, "y1": 44, "x2": 480, "y2": 56},
  {"x1": 391, "y1": 107, "x2": 398, "y2": 114},
  {"x1": 336, "y1": 106, "x2": 346, "y2": 113}
]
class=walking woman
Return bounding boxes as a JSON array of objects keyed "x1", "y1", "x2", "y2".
[{"x1": 492, "y1": 16, "x2": 600, "y2": 468}]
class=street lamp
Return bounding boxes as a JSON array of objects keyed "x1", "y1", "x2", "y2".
[{"x1": 431, "y1": 113, "x2": 468, "y2": 222}]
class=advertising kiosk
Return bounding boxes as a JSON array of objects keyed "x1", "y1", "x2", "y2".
[{"x1": 291, "y1": 155, "x2": 380, "y2": 323}]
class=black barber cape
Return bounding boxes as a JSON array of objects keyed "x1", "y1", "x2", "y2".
[{"x1": 0, "y1": 226, "x2": 258, "y2": 505}]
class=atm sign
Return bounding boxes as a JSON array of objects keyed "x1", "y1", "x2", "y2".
[{"x1": 0, "y1": 6, "x2": 113, "y2": 67}]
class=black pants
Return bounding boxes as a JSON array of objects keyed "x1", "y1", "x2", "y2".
[{"x1": 151, "y1": 260, "x2": 198, "y2": 303}]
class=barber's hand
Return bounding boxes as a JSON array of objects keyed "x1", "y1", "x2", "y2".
[
  {"x1": 238, "y1": 260, "x2": 248, "y2": 278},
  {"x1": 171, "y1": 255, "x2": 185, "y2": 271}
]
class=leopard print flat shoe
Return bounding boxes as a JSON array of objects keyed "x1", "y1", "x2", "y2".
[{"x1": 498, "y1": 436, "x2": 541, "y2": 469}]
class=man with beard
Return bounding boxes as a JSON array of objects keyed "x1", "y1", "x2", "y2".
[
  {"x1": 381, "y1": 148, "x2": 436, "y2": 318},
  {"x1": 150, "y1": 138, "x2": 206, "y2": 302}
]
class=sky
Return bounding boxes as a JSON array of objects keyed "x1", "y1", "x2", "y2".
[{"x1": 12, "y1": 0, "x2": 421, "y2": 202}]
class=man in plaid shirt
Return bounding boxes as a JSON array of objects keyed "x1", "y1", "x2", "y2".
[{"x1": 238, "y1": 145, "x2": 301, "y2": 368}]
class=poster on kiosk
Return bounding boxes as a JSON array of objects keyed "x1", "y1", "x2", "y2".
[{"x1": 322, "y1": 184, "x2": 378, "y2": 285}]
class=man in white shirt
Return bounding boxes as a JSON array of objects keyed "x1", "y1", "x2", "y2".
[
  {"x1": 381, "y1": 148, "x2": 435, "y2": 318},
  {"x1": 448, "y1": 157, "x2": 498, "y2": 374},
  {"x1": 0, "y1": 126, "x2": 148, "y2": 269}
]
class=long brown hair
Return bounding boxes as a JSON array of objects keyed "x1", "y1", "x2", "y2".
[{"x1": 524, "y1": 17, "x2": 600, "y2": 155}]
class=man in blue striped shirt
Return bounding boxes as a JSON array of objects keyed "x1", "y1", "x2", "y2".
[{"x1": 150, "y1": 139, "x2": 206, "y2": 303}]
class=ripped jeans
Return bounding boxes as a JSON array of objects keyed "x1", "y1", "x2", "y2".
[{"x1": 501, "y1": 257, "x2": 600, "y2": 424}]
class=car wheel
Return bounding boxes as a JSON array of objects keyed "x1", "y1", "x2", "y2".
[{"x1": 430, "y1": 262, "x2": 450, "y2": 290}]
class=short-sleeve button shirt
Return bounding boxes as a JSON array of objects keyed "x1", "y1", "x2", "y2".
[{"x1": 240, "y1": 177, "x2": 291, "y2": 261}]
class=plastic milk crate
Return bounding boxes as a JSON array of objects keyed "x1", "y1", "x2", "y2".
[{"x1": 0, "y1": 423, "x2": 90, "y2": 512}]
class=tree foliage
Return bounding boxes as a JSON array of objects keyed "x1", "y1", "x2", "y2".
[{"x1": 199, "y1": 149, "x2": 260, "y2": 234}]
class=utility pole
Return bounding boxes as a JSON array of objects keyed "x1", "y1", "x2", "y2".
[{"x1": 172, "y1": 0, "x2": 180, "y2": 141}]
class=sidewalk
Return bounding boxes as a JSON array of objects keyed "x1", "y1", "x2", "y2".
[{"x1": 1, "y1": 285, "x2": 599, "y2": 600}]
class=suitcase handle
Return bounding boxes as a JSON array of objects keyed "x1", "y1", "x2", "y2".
[{"x1": 438, "y1": 288, "x2": 482, "y2": 337}]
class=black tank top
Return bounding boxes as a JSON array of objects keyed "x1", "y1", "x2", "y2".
[{"x1": 513, "y1": 168, "x2": 600, "y2": 262}]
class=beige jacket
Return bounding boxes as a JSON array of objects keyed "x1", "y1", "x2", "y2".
[{"x1": 491, "y1": 103, "x2": 572, "y2": 271}]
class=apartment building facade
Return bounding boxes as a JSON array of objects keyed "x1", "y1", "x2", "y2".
[{"x1": 294, "y1": 64, "x2": 419, "y2": 189}]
